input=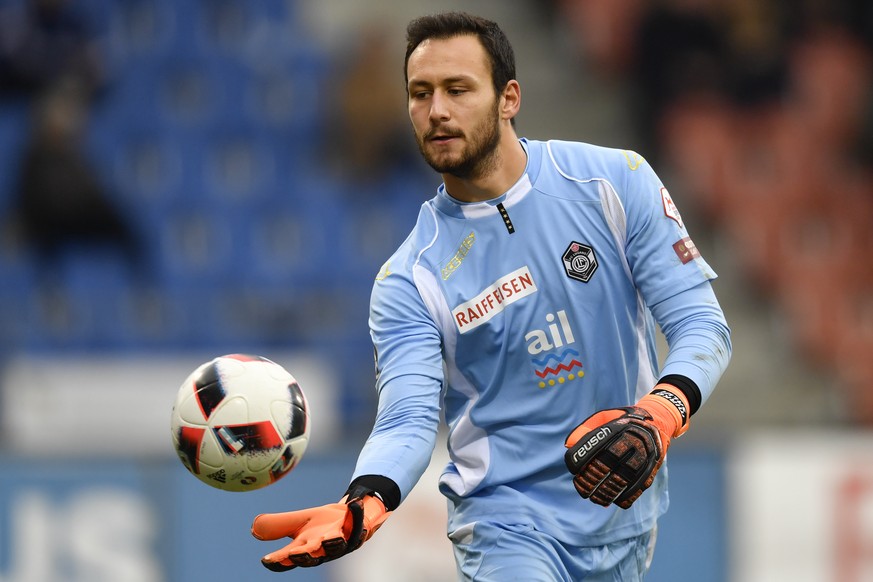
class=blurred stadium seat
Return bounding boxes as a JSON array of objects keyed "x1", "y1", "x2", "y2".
[{"x1": 653, "y1": 18, "x2": 873, "y2": 426}]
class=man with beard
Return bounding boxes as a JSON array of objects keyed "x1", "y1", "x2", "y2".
[{"x1": 251, "y1": 12, "x2": 731, "y2": 580}]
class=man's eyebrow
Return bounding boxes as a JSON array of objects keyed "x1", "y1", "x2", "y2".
[
  {"x1": 408, "y1": 75, "x2": 477, "y2": 88},
  {"x1": 441, "y1": 75, "x2": 476, "y2": 85}
]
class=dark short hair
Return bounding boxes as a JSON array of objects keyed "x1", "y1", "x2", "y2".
[{"x1": 404, "y1": 12, "x2": 517, "y2": 97}]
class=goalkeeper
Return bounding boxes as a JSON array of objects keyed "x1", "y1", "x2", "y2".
[{"x1": 252, "y1": 11, "x2": 731, "y2": 580}]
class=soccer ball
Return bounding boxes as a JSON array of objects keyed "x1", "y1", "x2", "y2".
[{"x1": 170, "y1": 354, "x2": 310, "y2": 492}]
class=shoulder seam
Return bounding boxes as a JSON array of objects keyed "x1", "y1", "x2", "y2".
[{"x1": 414, "y1": 202, "x2": 440, "y2": 270}]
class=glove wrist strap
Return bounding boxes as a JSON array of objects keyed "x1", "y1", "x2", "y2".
[
  {"x1": 638, "y1": 383, "x2": 691, "y2": 438},
  {"x1": 344, "y1": 475, "x2": 401, "y2": 511}
]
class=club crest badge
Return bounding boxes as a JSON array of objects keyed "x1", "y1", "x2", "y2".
[{"x1": 562, "y1": 242, "x2": 598, "y2": 283}]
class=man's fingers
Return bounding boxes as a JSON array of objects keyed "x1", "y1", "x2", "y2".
[
  {"x1": 261, "y1": 535, "x2": 333, "y2": 566},
  {"x1": 565, "y1": 407, "x2": 666, "y2": 509},
  {"x1": 251, "y1": 511, "x2": 312, "y2": 541},
  {"x1": 253, "y1": 497, "x2": 389, "y2": 571},
  {"x1": 261, "y1": 557, "x2": 296, "y2": 572}
]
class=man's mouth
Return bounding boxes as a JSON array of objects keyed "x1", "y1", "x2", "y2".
[{"x1": 427, "y1": 130, "x2": 462, "y2": 143}]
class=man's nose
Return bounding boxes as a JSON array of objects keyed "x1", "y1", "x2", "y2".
[{"x1": 429, "y1": 92, "x2": 450, "y2": 123}]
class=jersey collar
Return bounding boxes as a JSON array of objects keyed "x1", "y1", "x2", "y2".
[{"x1": 433, "y1": 139, "x2": 538, "y2": 219}]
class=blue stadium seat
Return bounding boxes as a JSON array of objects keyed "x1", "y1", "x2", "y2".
[
  {"x1": 154, "y1": 204, "x2": 235, "y2": 285},
  {"x1": 201, "y1": 124, "x2": 278, "y2": 205},
  {"x1": 103, "y1": 128, "x2": 184, "y2": 211},
  {"x1": 0, "y1": 100, "x2": 31, "y2": 208},
  {"x1": 107, "y1": 0, "x2": 178, "y2": 60}
]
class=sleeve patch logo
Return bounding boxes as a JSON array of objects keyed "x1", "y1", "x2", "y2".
[
  {"x1": 375, "y1": 261, "x2": 392, "y2": 281},
  {"x1": 441, "y1": 232, "x2": 476, "y2": 280},
  {"x1": 624, "y1": 150, "x2": 645, "y2": 171},
  {"x1": 661, "y1": 187, "x2": 684, "y2": 227},
  {"x1": 673, "y1": 237, "x2": 701, "y2": 264},
  {"x1": 562, "y1": 241, "x2": 598, "y2": 283}
]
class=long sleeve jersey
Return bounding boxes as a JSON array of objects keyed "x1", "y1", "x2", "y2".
[{"x1": 353, "y1": 138, "x2": 731, "y2": 545}]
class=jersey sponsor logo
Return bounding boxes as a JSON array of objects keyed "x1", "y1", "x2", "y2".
[
  {"x1": 562, "y1": 242, "x2": 598, "y2": 283},
  {"x1": 526, "y1": 310, "x2": 585, "y2": 388},
  {"x1": 526, "y1": 310, "x2": 576, "y2": 355},
  {"x1": 673, "y1": 237, "x2": 701, "y2": 264},
  {"x1": 441, "y1": 232, "x2": 476, "y2": 280},
  {"x1": 452, "y1": 266, "x2": 537, "y2": 333},
  {"x1": 661, "y1": 187, "x2": 684, "y2": 227}
]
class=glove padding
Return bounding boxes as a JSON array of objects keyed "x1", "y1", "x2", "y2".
[
  {"x1": 564, "y1": 406, "x2": 666, "y2": 509},
  {"x1": 251, "y1": 495, "x2": 390, "y2": 571}
]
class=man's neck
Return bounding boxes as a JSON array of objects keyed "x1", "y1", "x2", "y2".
[{"x1": 443, "y1": 134, "x2": 527, "y2": 203}]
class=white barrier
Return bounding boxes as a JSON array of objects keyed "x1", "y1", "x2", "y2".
[
  {"x1": 729, "y1": 431, "x2": 873, "y2": 582},
  {"x1": 0, "y1": 352, "x2": 340, "y2": 456}
]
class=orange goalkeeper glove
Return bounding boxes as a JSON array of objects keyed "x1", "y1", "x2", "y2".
[
  {"x1": 251, "y1": 493, "x2": 390, "y2": 571},
  {"x1": 564, "y1": 383, "x2": 690, "y2": 509}
]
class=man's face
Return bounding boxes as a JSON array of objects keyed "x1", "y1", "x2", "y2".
[{"x1": 406, "y1": 35, "x2": 502, "y2": 179}]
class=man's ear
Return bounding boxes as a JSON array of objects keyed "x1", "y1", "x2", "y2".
[{"x1": 500, "y1": 80, "x2": 521, "y2": 121}]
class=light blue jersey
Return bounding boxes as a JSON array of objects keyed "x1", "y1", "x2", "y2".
[{"x1": 354, "y1": 139, "x2": 730, "y2": 546}]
